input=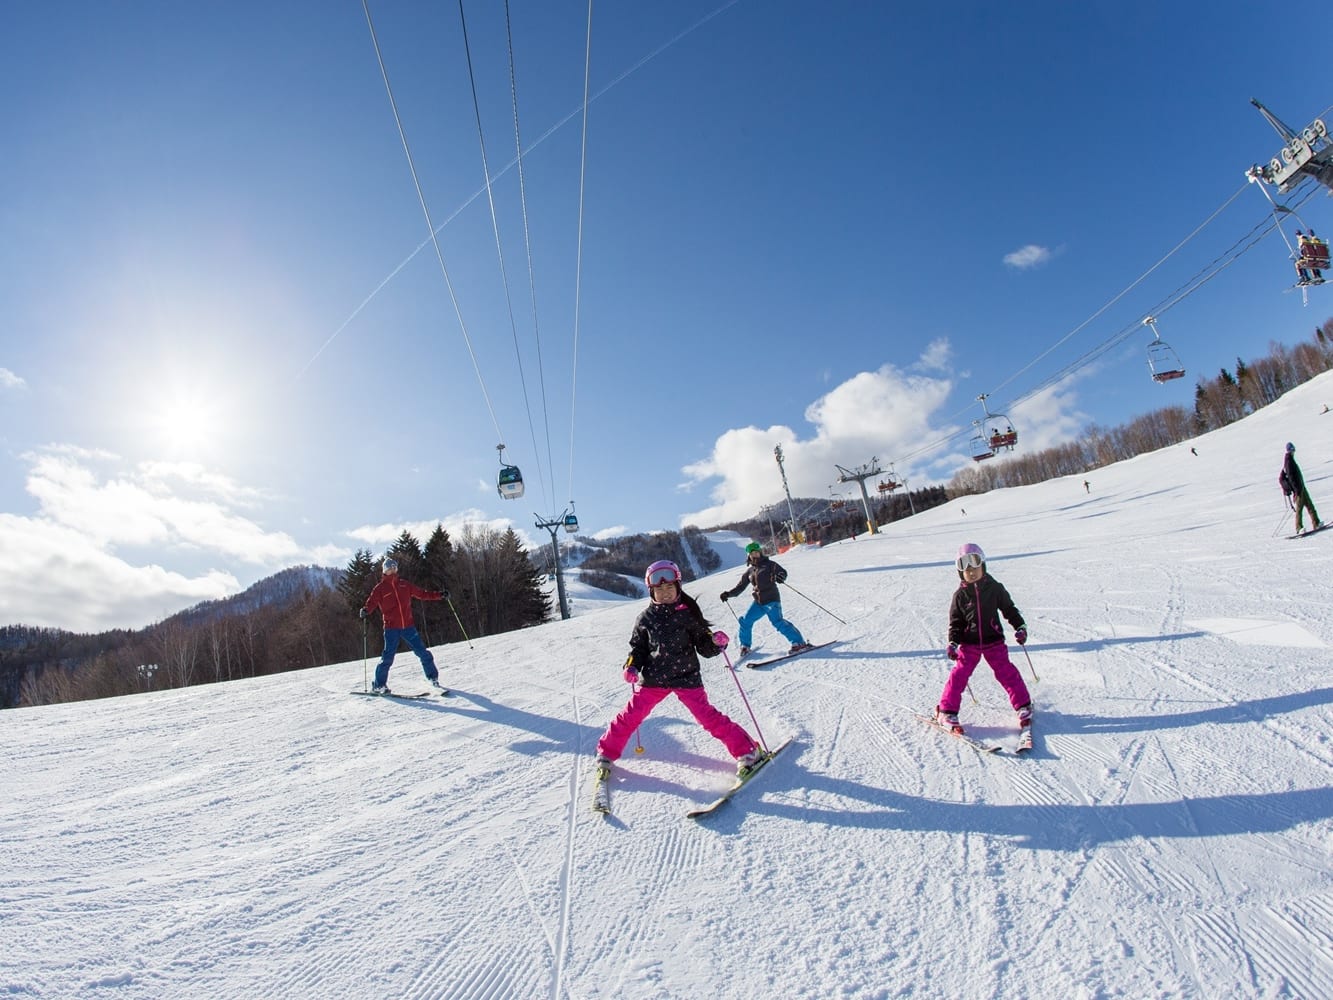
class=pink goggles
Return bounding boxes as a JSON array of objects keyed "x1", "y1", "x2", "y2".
[{"x1": 645, "y1": 561, "x2": 682, "y2": 587}]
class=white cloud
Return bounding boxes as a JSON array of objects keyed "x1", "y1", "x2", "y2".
[
  {"x1": 0, "y1": 447, "x2": 340, "y2": 631},
  {"x1": 0, "y1": 368, "x2": 26, "y2": 390},
  {"x1": 679, "y1": 350, "x2": 962, "y2": 526},
  {"x1": 1003, "y1": 244, "x2": 1052, "y2": 269}
]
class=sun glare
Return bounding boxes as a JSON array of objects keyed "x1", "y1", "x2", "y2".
[{"x1": 153, "y1": 391, "x2": 222, "y2": 455}]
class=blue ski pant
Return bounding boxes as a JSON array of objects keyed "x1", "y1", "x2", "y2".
[
  {"x1": 737, "y1": 600, "x2": 804, "y2": 648},
  {"x1": 375, "y1": 626, "x2": 438, "y2": 687}
]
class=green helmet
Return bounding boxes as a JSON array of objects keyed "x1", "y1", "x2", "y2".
[{"x1": 745, "y1": 542, "x2": 762, "y2": 554}]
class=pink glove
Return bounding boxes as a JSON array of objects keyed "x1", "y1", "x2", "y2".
[
  {"x1": 623, "y1": 668, "x2": 640, "y2": 685},
  {"x1": 712, "y1": 630, "x2": 730, "y2": 649}
]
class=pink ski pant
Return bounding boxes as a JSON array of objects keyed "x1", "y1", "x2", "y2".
[
  {"x1": 939, "y1": 642, "x2": 1031, "y2": 714},
  {"x1": 597, "y1": 685, "x2": 756, "y2": 761}
]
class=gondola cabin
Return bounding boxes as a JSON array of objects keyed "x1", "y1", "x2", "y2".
[
  {"x1": 497, "y1": 464, "x2": 525, "y2": 499},
  {"x1": 563, "y1": 513, "x2": 579, "y2": 534}
]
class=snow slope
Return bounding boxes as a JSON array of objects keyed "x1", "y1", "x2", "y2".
[{"x1": 5, "y1": 375, "x2": 1333, "y2": 999}]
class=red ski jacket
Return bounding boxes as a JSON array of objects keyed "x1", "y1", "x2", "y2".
[{"x1": 363, "y1": 576, "x2": 443, "y2": 630}]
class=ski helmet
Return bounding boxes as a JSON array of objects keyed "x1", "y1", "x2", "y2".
[
  {"x1": 645, "y1": 560, "x2": 682, "y2": 588},
  {"x1": 383, "y1": 557, "x2": 399, "y2": 573},
  {"x1": 1286, "y1": 442, "x2": 1296, "y2": 453},
  {"x1": 745, "y1": 542, "x2": 762, "y2": 555},
  {"x1": 956, "y1": 542, "x2": 985, "y2": 575}
]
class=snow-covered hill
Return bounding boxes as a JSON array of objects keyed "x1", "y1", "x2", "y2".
[{"x1": 5, "y1": 374, "x2": 1333, "y2": 999}]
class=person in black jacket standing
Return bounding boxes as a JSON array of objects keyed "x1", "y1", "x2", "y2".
[
  {"x1": 934, "y1": 543, "x2": 1032, "y2": 735},
  {"x1": 595, "y1": 560, "x2": 764, "y2": 777},
  {"x1": 720, "y1": 542, "x2": 810, "y2": 656},
  {"x1": 1280, "y1": 442, "x2": 1322, "y2": 535}
]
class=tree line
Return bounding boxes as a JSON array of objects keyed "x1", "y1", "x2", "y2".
[{"x1": 8, "y1": 525, "x2": 549, "y2": 709}]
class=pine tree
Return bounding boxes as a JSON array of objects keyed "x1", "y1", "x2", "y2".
[
  {"x1": 339, "y1": 549, "x2": 377, "y2": 614},
  {"x1": 494, "y1": 528, "x2": 551, "y2": 630}
]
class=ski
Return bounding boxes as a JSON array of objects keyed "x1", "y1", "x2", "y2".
[
  {"x1": 686, "y1": 738, "x2": 793, "y2": 819},
  {"x1": 1286, "y1": 523, "x2": 1330, "y2": 540},
  {"x1": 915, "y1": 714, "x2": 1002, "y2": 755},
  {"x1": 349, "y1": 689, "x2": 448, "y2": 700},
  {"x1": 591, "y1": 763, "x2": 612, "y2": 815},
  {"x1": 745, "y1": 640, "x2": 835, "y2": 669},
  {"x1": 1014, "y1": 724, "x2": 1034, "y2": 754}
]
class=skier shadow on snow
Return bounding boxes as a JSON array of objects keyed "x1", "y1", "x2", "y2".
[
  {"x1": 698, "y1": 742, "x2": 1333, "y2": 848},
  {"x1": 441, "y1": 690, "x2": 602, "y2": 756},
  {"x1": 1050, "y1": 685, "x2": 1333, "y2": 736}
]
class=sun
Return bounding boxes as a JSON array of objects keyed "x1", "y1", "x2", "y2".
[{"x1": 152, "y1": 389, "x2": 222, "y2": 456}]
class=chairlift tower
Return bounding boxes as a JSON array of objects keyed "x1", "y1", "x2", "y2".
[
  {"x1": 834, "y1": 458, "x2": 883, "y2": 535},
  {"x1": 535, "y1": 508, "x2": 574, "y2": 620},
  {"x1": 773, "y1": 444, "x2": 801, "y2": 545}
]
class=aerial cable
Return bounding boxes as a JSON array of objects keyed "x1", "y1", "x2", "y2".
[
  {"x1": 989, "y1": 181, "x2": 1250, "y2": 401},
  {"x1": 304, "y1": 2, "x2": 739, "y2": 380},
  {"x1": 892, "y1": 181, "x2": 1291, "y2": 466},
  {"x1": 503, "y1": 0, "x2": 559, "y2": 512},
  {"x1": 455, "y1": 0, "x2": 552, "y2": 512},
  {"x1": 567, "y1": 0, "x2": 595, "y2": 504},
  {"x1": 361, "y1": 0, "x2": 505, "y2": 444}
]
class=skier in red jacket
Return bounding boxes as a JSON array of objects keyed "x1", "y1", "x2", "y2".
[{"x1": 360, "y1": 558, "x2": 447, "y2": 694}]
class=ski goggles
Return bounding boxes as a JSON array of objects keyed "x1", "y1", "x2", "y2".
[
  {"x1": 646, "y1": 563, "x2": 682, "y2": 587},
  {"x1": 956, "y1": 552, "x2": 984, "y2": 571}
]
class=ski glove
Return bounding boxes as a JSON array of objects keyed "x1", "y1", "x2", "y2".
[
  {"x1": 439, "y1": 588, "x2": 450, "y2": 600},
  {"x1": 946, "y1": 642, "x2": 959, "y2": 661},
  {"x1": 712, "y1": 630, "x2": 729, "y2": 649},
  {"x1": 359, "y1": 608, "x2": 368, "y2": 619},
  {"x1": 719, "y1": 592, "x2": 730, "y2": 602},
  {"x1": 623, "y1": 668, "x2": 640, "y2": 685},
  {"x1": 1014, "y1": 628, "x2": 1027, "y2": 645}
]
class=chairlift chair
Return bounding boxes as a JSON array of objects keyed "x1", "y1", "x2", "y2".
[
  {"x1": 976, "y1": 394, "x2": 1017, "y2": 451},
  {"x1": 1143, "y1": 317, "x2": 1186, "y2": 383},
  {"x1": 970, "y1": 421, "x2": 996, "y2": 462}
]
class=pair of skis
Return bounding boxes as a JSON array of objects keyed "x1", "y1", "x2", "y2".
[
  {"x1": 915, "y1": 713, "x2": 1033, "y2": 755},
  {"x1": 592, "y1": 738, "x2": 793, "y2": 819},
  {"x1": 350, "y1": 688, "x2": 451, "y2": 700}
]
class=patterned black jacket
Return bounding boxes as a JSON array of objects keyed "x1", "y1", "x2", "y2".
[
  {"x1": 948, "y1": 574, "x2": 1025, "y2": 647},
  {"x1": 628, "y1": 597, "x2": 722, "y2": 689},
  {"x1": 722, "y1": 556, "x2": 788, "y2": 605}
]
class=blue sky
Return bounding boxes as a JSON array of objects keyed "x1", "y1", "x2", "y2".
[{"x1": 2, "y1": 1, "x2": 1329, "y2": 631}]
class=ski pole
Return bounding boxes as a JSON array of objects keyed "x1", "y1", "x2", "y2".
[
  {"x1": 780, "y1": 581, "x2": 846, "y2": 625},
  {"x1": 446, "y1": 597, "x2": 474, "y2": 648},
  {"x1": 716, "y1": 633, "x2": 769, "y2": 752},
  {"x1": 632, "y1": 684, "x2": 645, "y2": 754},
  {"x1": 722, "y1": 598, "x2": 740, "y2": 623},
  {"x1": 1021, "y1": 645, "x2": 1040, "y2": 684},
  {"x1": 362, "y1": 617, "x2": 369, "y2": 691},
  {"x1": 966, "y1": 682, "x2": 978, "y2": 705}
]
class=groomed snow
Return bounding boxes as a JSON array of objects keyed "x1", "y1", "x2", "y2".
[{"x1": 5, "y1": 373, "x2": 1333, "y2": 999}]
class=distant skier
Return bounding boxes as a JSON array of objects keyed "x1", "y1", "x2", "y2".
[
  {"x1": 360, "y1": 557, "x2": 448, "y2": 694},
  {"x1": 934, "y1": 543, "x2": 1033, "y2": 735},
  {"x1": 594, "y1": 560, "x2": 764, "y2": 777},
  {"x1": 720, "y1": 542, "x2": 811, "y2": 656},
  {"x1": 1279, "y1": 442, "x2": 1322, "y2": 535}
]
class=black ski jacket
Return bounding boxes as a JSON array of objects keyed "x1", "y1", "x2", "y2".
[
  {"x1": 722, "y1": 556, "x2": 787, "y2": 605},
  {"x1": 627, "y1": 598, "x2": 721, "y2": 689},
  {"x1": 948, "y1": 574, "x2": 1025, "y2": 647},
  {"x1": 1282, "y1": 452, "x2": 1307, "y2": 497}
]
